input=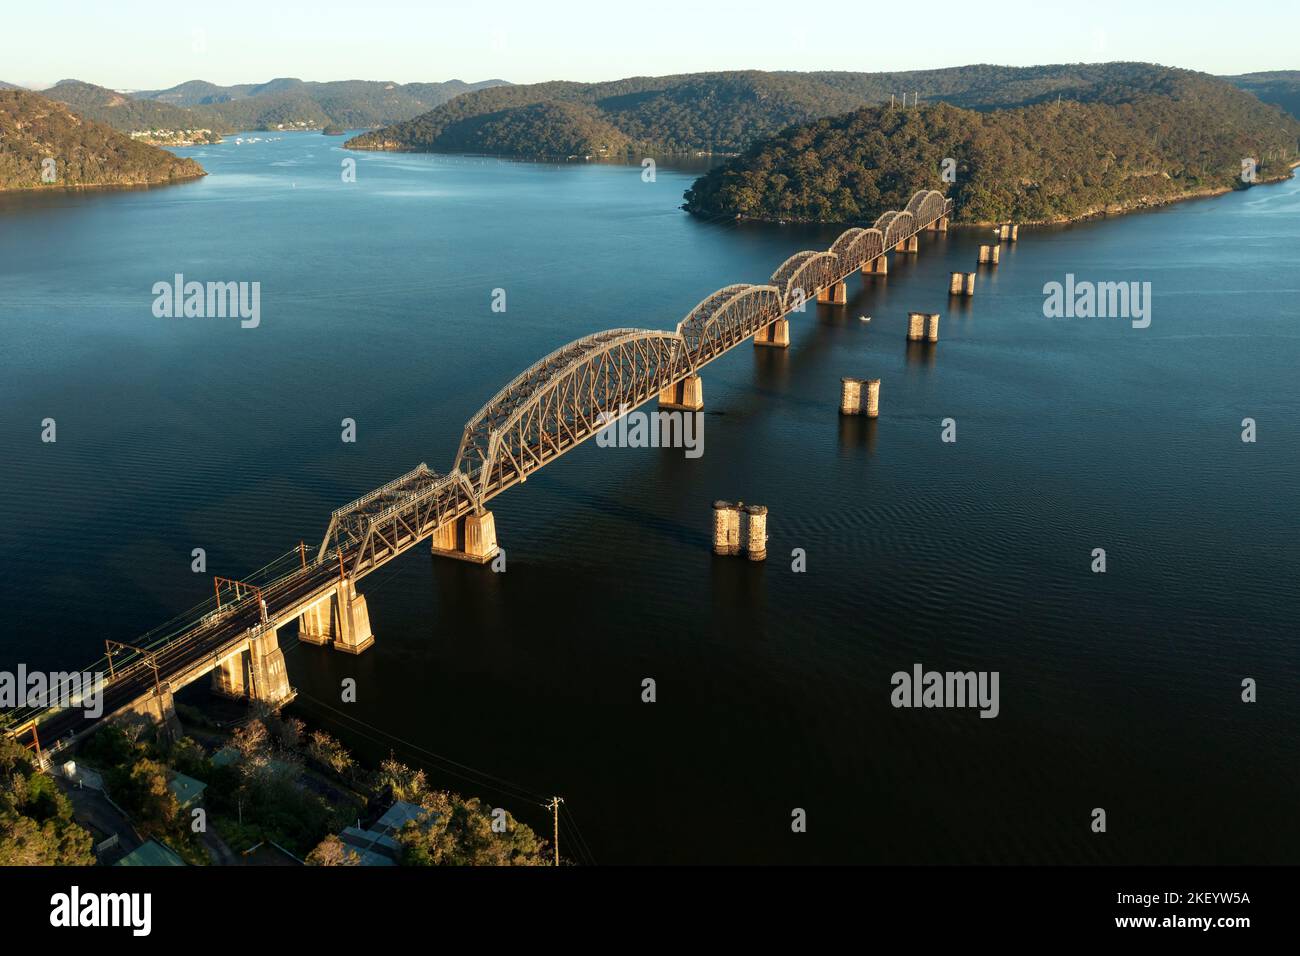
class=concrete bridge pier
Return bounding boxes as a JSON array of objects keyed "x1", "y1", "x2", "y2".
[
  {"x1": 863, "y1": 256, "x2": 888, "y2": 279},
  {"x1": 430, "y1": 510, "x2": 500, "y2": 564},
  {"x1": 212, "y1": 627, "x2": 295, "y2": 704},
  {"x1": 754, "y1": 318, "x2": 790, "y2": 348},
  {"x1": 298, "y1": 579, "x2": 376, "y2": 654},
  {"x1": 927, "y1": 216, "x2": 949, "y2": 232},
  {"x1": 659, "y1": 374, "x2": 704, "y2": 411},
  {"x1": 978, "y1": 244, "x2": 1000, "y2": 264},
  {"x1": 896, "y1": 236, "x2": 919, "y2": 254},
  {"x1": 816, "y1": 281, "x2": 847, "y2": 304}
]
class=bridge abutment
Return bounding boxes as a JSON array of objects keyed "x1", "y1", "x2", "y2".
[
  {"x1": 659, "y1": 374, "x2": 704, "y2": 412},
  {"x1": 430, "y1": 510, "x2": 500, "y2": 564},
  {"x1": 116, "y1": 683, "x2": 181, "y2": 742},
  {"x1": 298, "y1": 580, "x2": 376, "y2": 654},
  {"x1": 754, "y1": 318, "x2": 790, "y2": 348},
  {"x1": 212, "y1": 627, "x2": 295, "y2": 704}
]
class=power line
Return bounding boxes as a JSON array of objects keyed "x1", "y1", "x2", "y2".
[{"x1": 561, "y1": 802, "x2": 597, "y2": 866}]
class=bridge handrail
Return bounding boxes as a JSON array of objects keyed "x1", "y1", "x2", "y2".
[{"x1": 327, "y1": 463, "x2": 432, "y2": 521}]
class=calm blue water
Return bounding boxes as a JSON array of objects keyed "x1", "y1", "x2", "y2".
[{"x1": 2, "y1": 133, "x2": 1298, "y2": 863}]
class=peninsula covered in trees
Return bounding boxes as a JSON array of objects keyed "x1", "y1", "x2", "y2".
[
  {"x1": 0, "y1": 89, "x2": 205, "y2": 190},
  {"x1": 682, "y1": 67, "x2": 1300, "y2": 225}
]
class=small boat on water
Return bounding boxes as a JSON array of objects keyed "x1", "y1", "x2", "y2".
[{"x1": 859, "y1": 315, "x2": 872, "y2": 323}]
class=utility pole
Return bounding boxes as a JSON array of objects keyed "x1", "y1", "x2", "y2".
[{"x1": 546, "y1": 796, "x2": 564, "y2": 866}]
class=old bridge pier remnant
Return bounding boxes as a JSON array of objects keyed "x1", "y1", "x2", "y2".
[
  {"x1": 949, "y1": 271, "x2": 976, "y2": 296},
  {"x1": 712, "y1": 501, "x2": 768, "y2": 561},
  {"x1": 908, "y1": 312, "x2": 941, "y2": 342},
  {"x1": 840, "y1": 377, "x2": 881, "y2": 417}
]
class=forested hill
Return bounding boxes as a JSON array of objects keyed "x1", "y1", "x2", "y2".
[
  {"x1": 344, "y1": 62, "x2": 1300, "y2": 160},
  {"x1": 682, "y1": 68, "x2": 1300, "y2": 225},
  {"x1": 43, "y1": 80, "x2": 231, "y2": 136},
  {"x1": 0, "y1": 90, "x2": 205, "y2": 190},
  {"x1": 345, "y1": 72, "x2": 873, "y2": 156},
  {"x1": 1224, "y1": 72, "x2": 1300, "y2": 123}
]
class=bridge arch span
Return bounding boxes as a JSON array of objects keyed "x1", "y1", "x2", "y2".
[
  {"x1": 675, "y1": 284, "x2": 784, "y2": 368},
  {"x1": 454, "y1": 328, "x2": 687, "y2": 501},
  {"x1": 906, "y1": 189, "x2": 947, "y2": 226},
  {"x1": 770, "y1": 251, "x2": 840, "y2": 309},
  {"x1": 829, "y1": 228, "x2": 866, "y2": 273},
  {"x1": 838, "y1": 227, "x2": 885, "y2": 273},
  {"x1": 882, "y1": 211, "x2": 917, "y2": 250}
]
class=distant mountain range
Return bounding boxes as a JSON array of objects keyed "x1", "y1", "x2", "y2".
[
  {"x1": 345, "y1": 64, "x2": 1300, "y2": 160},
  {"x1": 0, "y1": 88, "x2": 204, "y2": 190},
  {"x1": 30, "y1": 77, "x2": 509, "y2": 140}
]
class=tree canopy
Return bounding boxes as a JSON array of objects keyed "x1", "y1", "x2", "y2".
[{"x1": 682, "y1": 68, "x2": 1300, "y2": 225}]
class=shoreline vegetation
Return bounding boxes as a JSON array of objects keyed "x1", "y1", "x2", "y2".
[
  {"x1": 1, "y1": 705, "x2": 553, "y2": 866},
  {"x1": 709, "y1": 164, "x2": 1298, "y2": 230}
]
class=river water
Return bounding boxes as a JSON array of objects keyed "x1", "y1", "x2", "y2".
[{"x1": 1, "y1": 132, "x2": 1297, "y2": 863}]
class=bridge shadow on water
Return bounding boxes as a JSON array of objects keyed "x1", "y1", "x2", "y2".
[{"x1": 514, "y1": 469, "x2": 707, "y2": 554}]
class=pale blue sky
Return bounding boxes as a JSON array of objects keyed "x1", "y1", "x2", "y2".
[{"x1": 4, "y1": 0, "x2": 1295, "y2": 90}]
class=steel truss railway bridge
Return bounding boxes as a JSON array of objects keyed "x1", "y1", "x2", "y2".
[{"x1": 7, "y1": 190, "x2": 952, "y2": 754}]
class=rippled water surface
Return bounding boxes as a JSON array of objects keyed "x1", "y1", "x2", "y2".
[{"x1": 2, "y1": 134, "x2": 1298, "y2": 863}]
